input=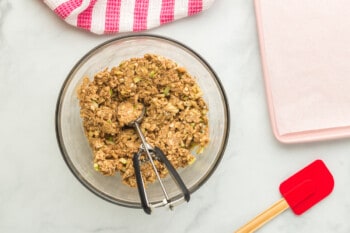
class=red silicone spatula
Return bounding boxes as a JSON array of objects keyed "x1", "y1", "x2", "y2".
[{"x1": 235, "y1": 160, "x2": 334, "y2": 233}]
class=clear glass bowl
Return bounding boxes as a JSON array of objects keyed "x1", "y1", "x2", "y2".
[{"x1": 56, "y1": 34, "x2": 230, "y2": 209}]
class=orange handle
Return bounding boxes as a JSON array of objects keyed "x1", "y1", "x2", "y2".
[{"x1": 235, "y1": 198, "x2": 290, "y2": 233}]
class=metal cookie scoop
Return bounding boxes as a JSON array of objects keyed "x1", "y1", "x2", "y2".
[{"x1": 117, "y1": 102, "x2": 190, "y2": 214}]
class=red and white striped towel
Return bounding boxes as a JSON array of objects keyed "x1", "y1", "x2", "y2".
[{"x1": 44, "y1": 0, "x2": 215, "y2": 34}]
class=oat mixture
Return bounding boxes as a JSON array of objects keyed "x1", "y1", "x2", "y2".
[{"x1": 77, "y1": 54, "x2": 209, "y2": 187}]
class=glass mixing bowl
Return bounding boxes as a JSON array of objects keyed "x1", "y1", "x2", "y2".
[{"x1": 56, "y1": 34, "x2": 229, "y2": 210}]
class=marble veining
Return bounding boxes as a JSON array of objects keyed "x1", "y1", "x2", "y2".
[
  {"x1": 0, "y1": 0, "x2": 11, "y2": 45},
  {"x1": 0, "y1": 1, "x2": 350, "y2": 233}
]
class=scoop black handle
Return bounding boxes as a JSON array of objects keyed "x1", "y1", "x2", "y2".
[
  {"x1": 154, "y1": 147, "x2": 190, "y2": 202},
  {"x1": 133, "y1": 152, "x2": 152, "y2": 214}
]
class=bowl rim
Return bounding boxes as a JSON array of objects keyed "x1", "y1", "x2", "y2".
[{"x1": 55, "y1": 33, "x2": 230, "y2": 209}]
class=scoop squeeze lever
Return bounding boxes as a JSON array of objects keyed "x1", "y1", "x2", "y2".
[{"x1": 235, "y1": 160, "x2": 334, "y2": 233}]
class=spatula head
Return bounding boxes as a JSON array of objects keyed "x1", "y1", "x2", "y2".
[{"x1": 279, "y1": 160, "x2": 334, "y2": 215}]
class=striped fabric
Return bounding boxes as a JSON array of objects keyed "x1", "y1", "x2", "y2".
[{"x1": 44, "y1": 0, "x2": 215, "y2": 34}]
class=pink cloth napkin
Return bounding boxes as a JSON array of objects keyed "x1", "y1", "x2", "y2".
[{"x1": 44, "y1": 0, "x2": 215, "y2": 34}]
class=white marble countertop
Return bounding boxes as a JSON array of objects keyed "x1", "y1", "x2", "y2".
[{"x1": 1, "y1": 1, "x2": 349, "y2": 232}]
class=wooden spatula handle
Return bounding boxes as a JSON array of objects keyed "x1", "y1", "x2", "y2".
[{"x1": 235, "y1": 198, "x2": 289, "y2": 233}]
